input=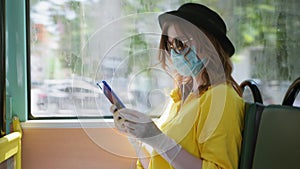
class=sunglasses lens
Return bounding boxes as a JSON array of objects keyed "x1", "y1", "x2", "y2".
[
  {"x1": 165, "y1": 37, "x2": 191, "y2": 54},
  {"x1": 174, "y1": 39, "x2": 190, "y2": 54}
]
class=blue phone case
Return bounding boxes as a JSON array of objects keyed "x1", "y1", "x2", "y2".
[{"x1": 97, "y1": 80, "x2": 125, "y2": 109}]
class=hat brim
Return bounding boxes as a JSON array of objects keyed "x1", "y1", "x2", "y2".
[{"x1": 158, "y1": 11, "x2": 235, "y2": 57}]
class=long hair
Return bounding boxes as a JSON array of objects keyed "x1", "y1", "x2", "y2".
[{"x1": 158, "y1": 19, "x2": 242, "y2": 96}]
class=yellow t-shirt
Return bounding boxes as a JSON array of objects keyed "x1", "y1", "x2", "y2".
[{"x1": 137, "y1": 84, "x2": 245, "y2": 169}]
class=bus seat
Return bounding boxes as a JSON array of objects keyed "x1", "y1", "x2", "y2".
[
  {"x1": 251, "y1": 105, "x2": 300, "y2": 169},
  {"x1": 252, "y1": 77, "x2": 300, "y2": 169},
  {"x1": 238, "y1": 80, "x2": 264, "y2": 169}
]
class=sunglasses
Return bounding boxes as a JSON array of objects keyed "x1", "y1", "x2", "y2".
[{"x1": 165, "y1": 37, "x2": 193, "y2": 55}]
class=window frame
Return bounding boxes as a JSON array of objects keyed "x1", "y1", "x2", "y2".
[
  {"x1": 0, "y1": 0, "x2": 5, "y2": 136},
  {"x1": 6, "y1": 0, "x2": 28, "y2": 124}
]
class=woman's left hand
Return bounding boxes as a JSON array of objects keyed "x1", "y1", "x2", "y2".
[
  {"x1": 115, "y1": 108, "x2": 162, "y2": 139},
  {"x1": 110, "y1": 105, "x2": 177, "y2": 154}
]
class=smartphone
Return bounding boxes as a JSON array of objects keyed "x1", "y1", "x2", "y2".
[{"x1": 96, "y1": 80, "x2": 126, "y2": 110}]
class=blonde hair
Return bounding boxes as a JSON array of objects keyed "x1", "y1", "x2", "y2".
[{"x1": 158, "y1": 19, "x2": 242, "y2": 96}]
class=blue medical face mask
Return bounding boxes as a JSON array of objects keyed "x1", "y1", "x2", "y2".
[{"x1": 170, "y1": 46, "x2": 207, "y2": 77}]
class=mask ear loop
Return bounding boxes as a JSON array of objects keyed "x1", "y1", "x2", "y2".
[
  {"x1": 180, "y1": 81, "x2": 193, "y2": 106},
  {"x1": 181, "y1": 83, "x2": 185, "y2": 108}
]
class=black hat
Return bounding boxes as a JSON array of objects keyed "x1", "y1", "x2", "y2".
[{"x1": 158, "y1": 3, "x2": 235, "y2": 57}]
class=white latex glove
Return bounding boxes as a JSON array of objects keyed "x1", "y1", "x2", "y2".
[
  {"x1": 119, "y1": 108, "x2": 161, "y2": 139},
  {"x1": 110, "y1": 105, "x2": 126, "y2": 133},
  {"x1": 112, "y1": 105, "x2": 180, "y2": 157},
  {"x1": 110, "y1": 105, "x2": 182, "y2": 165},
  {"x1": 110, "y1": 105, "x2": 162, "y2": 143},
  {"x1": 110, "y1": 105, "x2": 142, "y2": 149}
]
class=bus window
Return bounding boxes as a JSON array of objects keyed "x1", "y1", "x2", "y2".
[{"x1": 29, "y1": 0, "x2": 300, "y2": 119}]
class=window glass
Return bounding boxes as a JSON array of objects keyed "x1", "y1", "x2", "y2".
[{"x1": 30, "y1": 0, "x2": 300, "y2": 118}]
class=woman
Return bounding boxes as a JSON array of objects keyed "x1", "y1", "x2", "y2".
[{"x1": 111, "y1": 3, "x2": 245, "y2": 169}]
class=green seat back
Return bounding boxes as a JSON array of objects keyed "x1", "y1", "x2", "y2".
[
  {"x1": 239, "y1": 77, "x2": 300, "y2": 169},
  {"x1": 252, "y1": 105, "x2": 300, "y2": 169}
]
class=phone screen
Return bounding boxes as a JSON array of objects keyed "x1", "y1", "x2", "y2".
[{"x1": 97, "y1": 80, "x2": 125, "y2": 110}]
